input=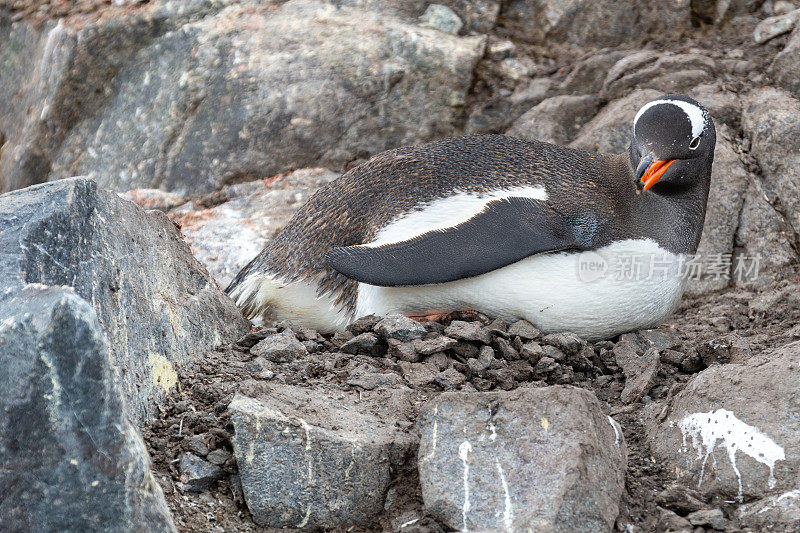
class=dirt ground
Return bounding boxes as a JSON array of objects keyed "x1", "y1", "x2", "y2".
[{"x1": 142, "y1": 271, "x2": 800, "y2": 532}]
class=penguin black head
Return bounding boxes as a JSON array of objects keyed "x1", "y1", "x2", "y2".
[{"x1": 629, "y1": 94, "x2": 716, "y2": 194}]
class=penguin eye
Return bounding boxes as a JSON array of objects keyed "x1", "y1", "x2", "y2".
[{"x1": 689, "y1": 136, "x2": 701, "y2": 150}]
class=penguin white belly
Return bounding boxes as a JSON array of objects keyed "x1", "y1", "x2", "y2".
[{"x1": 356, "y1": 238, "x2": 687, "y2": 341}]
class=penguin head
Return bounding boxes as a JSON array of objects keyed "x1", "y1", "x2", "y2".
[{"x1": 629, "y1": 94, "x2": 716, "y2": 194}]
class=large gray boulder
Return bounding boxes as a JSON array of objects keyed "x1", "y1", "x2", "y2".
[
  {"x1": 229, "y1": 383, "x2": 416, "y2": 529},
  {"x1": 499, "y1": 0, "x2": 690, "y2": 47},
  {"x1": 648, "y1": 342, "x2": 800, "y2": 503},
  {"x1": 417, "y1": 386, "x2": 626, "y2": 532},
  {"x1": 0, "y1": 285, "x2": 175, "y2": 532},
  {"x1": 0, "y1": 177, "x2": 249, "y2": 422},
  {"x1": 1, "y1": 0, "x2": 485, "y2": 195}
]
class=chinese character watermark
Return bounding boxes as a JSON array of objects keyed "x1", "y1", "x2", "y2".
[{"x1": 577, "y1": 252, "x2": 762, "y2": 283}]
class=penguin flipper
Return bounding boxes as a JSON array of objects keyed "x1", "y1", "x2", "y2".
[{"x1": 326, "y1": 197, "x2": 581, "y2": 287}]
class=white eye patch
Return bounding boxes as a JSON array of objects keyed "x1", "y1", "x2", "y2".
[{"x1": 633, "y1": 99, "x2": 706, "y2": 139}]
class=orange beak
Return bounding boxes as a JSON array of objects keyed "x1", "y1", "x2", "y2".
[{"x1": 640, "y1": 159, "x2": 675, "y2": 192}]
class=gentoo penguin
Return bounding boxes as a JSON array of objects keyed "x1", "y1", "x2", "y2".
[{"x1": 227, "y1": 94, "x2": 715, "y2": 340}]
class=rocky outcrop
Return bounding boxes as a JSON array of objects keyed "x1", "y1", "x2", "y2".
[
  {"x1": 499, "y1": 0, "x2": 690, "y2": 47},
  {"x1": 0, "y1": 177, "x2": 248, "y2": 422},
  {"x1": 0, "y1": 0, "x2": 485, "y2": 194},
  {"x1": 417, "y1": 386, "x2": 626, "y2": 532},
  {"x1": 0, "y1": 285, "x2": 176, "y2": 532},
  {"x1": 507, "y1": 94, "x2": 599, "y2": 145}
]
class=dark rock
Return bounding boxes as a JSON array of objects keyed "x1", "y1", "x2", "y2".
[
  {"x1": 251, "y1": 331, "x2": 308, "y2": 363},
  {"x1": 486, "y1": 317, "x2": 509, "y2": 337},
  {"x1": 388, "y1": 339, "x2": 420, "y2": 362},
  {"x1": 542, "y1": 345, "x2": 567, "y2": 362},
  {"x1": 560, "y1": 50, "x2": 629, "y2": 94},
  {"x1": 229, "y1": 385, "x2": 414, "y2": 529},
  {"x1": 0, "y1": 178, "x2": 248, "y2": 422},
  {"x1": 486, "y1": 367, "x2": 516, "y2": 390},
  {"x1": 414, "y1": 336, "x2": 458, "y2": 356},
  {"x1": 507, "y1": 360, "x2": 535, "y2": 382},
  {"x1": 464, "y1": 77, "x2": 554, "y2": 135},
  {"x1": 375, "y1": 314, "x2": 428, "y2": 342},
  {"x1": 542, "y1": 332, "x2": 585, "y2": 356},
  {"x1": 346, "y1": 369, "x2": 403, "y2": 390},
  {"x1": 507, "y1": 320, "x2": 541, "y2": 340},
  {"x1": 534, "y1": 356, "x2": 559, "y2": 374},
  {"x1": 520, "y1": 342, "x2": 545, "y2": 364},
  {"x1": 661, "y1": 349, "x2": 687, "y2": 367},
  {"x1": 452, "y1": 340, "x2": 480, "y2": 358},
  {"x1": 435, "y1": 368, "x2": 467, "y2": 389},
  {"x1": 428, "y1": 352, "x2": 452, "y2": 371},
  {"x1": 637, "y1": 328, "x2": 682, "y2": 352},
  {"x1": 657, "y1": 508, "x2": 692, "y2": 531},
  {"x1": 400, "y1": 361, "x2": 440, "y2": 388},
  {"x1": 187, "y1": 434, "x2": 211, "y2": 457},
  {"x1": 444, "y1": 320, "x2": 492, "y2": 344},
  {"x1": 206, "y1": 449, "x2": 232, "y2": 466},
  {"x1": 0, "y1": 285, "x2": 175, "y2": 532},
  {"x1": 331, "y1": 330, "x2": 355, "y2": 347},
  {"x1": 417, "y1": 386, "x2": 626, "y2": 531},
  {"x1": 493, "y1": 336, "x2": 520, "y2": 360},
  {"x1": 687, "y1": 508, "x2": 727, "y2": 530},
  {"x1": 180, "y1": 453, "x2": 223, "y2": 492},
  {"x1": 235, "y1": 329, "x2": 277, "y2": 350},
  {"x1": 600, "y1": 51, "x2": 716, "y2": 100},
  {"x1": 688, "y1": 136, "x2": 752, "y2": 295},
  {"x1": 656, "y1": 483, "x2": 709, "y2": 514},
  {"x1": 340, "y1": 332, "x2": 379, "y2": 355},
  {"x1": 467, "y1": 347, "x2": 494, "y2": 376},
  {"x1": 348, "y1": 314, "x2": 383, "y2": 335},
  {"x1": 734, "y1": 178, "x2": 798, "y2": 288},
  {"x1": 615, "y1": 345, "x2": 660, "y2": 404}
]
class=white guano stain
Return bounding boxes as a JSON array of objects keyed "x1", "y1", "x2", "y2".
[
  {"x1": 494, "y1": 458, "x2": 514, "y2": 531},
  {"x1": 295, "y1": 504, "x2": 312, "y2": 528},
  {"x1": 458, "y1": 441, "x2": 473, "y2": 531},
  {"x1": 679, "y1": 408, "x2": 785, "y2": 502},
  {"x1": 608, "y1": 416, "x2": 621, "y2": 448},
  {"x1": 420, "y1": 407, "x2": 439, "y2": 463}
]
